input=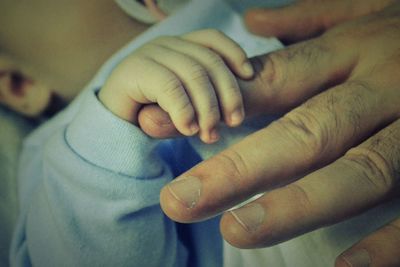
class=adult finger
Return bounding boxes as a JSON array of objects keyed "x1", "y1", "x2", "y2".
[
  {"x1": 336, "y1": 218, "x2": 400, "y2": 267},
  {"x1": 138, "y1": 104, "x2": 180, "y2": 139},
  {"x1": 154, "y1": 35, "x2": 245, "y2": 127},
  {"x1": 159, "y1": 58, "x2": 400, "y2": 221},
  {"x1": 220, "y1": 119, "x2": 400, "y2": 248},
  {"x1": 236, "y1": 40, "x2": 355, "y2": 116},
  {"x1": 244, "y1": 0, "x2": 395, "y2": 43}
]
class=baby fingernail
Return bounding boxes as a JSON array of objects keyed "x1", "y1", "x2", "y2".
[
  {"x1": 210, "y1": 129, "x2": 219, "y2": 142},
  {"x1": 168, "y1": 176, "x2": 202, "y2": 209},
  {"x1": 341, "y1": 249, "x2": 371, "y2": 267},
  {"x1": 230, "y1": 109, "x2": 244, "y2": 126},
  {"x1": 189, "y1": 122, "x2": 199, "y2": 135},
  {"x1": 242, "y1": 61, "x2": 254, "y2": 77},
  {"x1": 230, "y1": 203, "x2": 265, "y2": 232}
]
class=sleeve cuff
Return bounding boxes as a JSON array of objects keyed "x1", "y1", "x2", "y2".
[{"x1": 65, "y1": 89, "x2": 162, "y2": 177}]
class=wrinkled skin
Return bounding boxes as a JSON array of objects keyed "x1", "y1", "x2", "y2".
[{"x1": 138, "y1": 1, "x2": 400, "y2": 266}]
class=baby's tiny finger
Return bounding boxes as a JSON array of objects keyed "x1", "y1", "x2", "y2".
[
  {"x1": 183, "y1": 29, "x2": 254, "y2": 79},
  {"x1": 157, "y1": 79, "x2": 198, "y2": 136},
  {"x1": 127, "y1": 57, "x2": 198, "y2": 136},
  {"x1": 154, "y1": 36, "x2": 245, "y2": 127},
  {"x1": 143, "y1": 41, "x2": 222, "y2": 143}
]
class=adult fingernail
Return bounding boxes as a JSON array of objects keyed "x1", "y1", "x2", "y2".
[
  {"x1": 242, "y1": 61, "x2": 254, "y2": 77},
  {"x1": 230, "y1": 203, "x2": 265, "y2": 232},
  {"x1": 230, "y1": 109, "x2": 244, "y2": 126},
  {"x1": 341, "y1": 249, "x2": 371, "y2": 267},
  {"x1": 168, "y1": 176, "x2": 202, "y2": 209}
]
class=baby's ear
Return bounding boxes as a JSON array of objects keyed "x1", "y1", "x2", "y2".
[{"x1": 0, "y1": 54, "x2": 52, "y2": 117}]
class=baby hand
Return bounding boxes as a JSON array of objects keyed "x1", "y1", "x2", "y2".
[{"x1": 99, "y1": 29, "x2": 253, "y2": 143}]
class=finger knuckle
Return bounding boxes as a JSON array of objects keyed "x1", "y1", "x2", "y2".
[
  {"x1": 187, "y1": 64, "x2": 209, "y2": 83},
  {"x1": 204, "y1": 52, "x2": 226, "y2": 69},
  {"x1": 172, "y1": 99, "x2": 194, "y2": 120},
  {"x1": 254, "y1": 40, "x2": 333, "y2": 106},
  {"x1": 277, "y1": 109, "x2": 329, "y2": 162},
  {"x1": 344, "y1": 147, "x2": 395, "y2": 194},
  {"x1": 200, "y1": 103, "x2": 220, "y2": 126},
  {"x1": 287, "y1": 40, "x2": 331, "y2": 65},
  {"x1": 214, "y1": 148, "x2": 250, "y2": 194},
  {"x1": 319, "y1": 82, "x2": 367, "y2": 137},
  {"x1": 223, "y1": 91, "x2": 243, "y2": 112},
  {"x1": 257, "y1": 52, "x2": 287, "y2": 98},
  {"x1": 162, "y1": 78, "x2": 184, "y2": 99},
  {"x1": 283, "y1": 184, "x2": 313, "y2": 219}
]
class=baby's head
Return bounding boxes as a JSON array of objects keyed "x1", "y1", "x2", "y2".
[
  {"x1": 0, "y1": 0, "x2": 191, "y2": 118},
  {"x1": 0, "y1": 0, "x2": 157, "y2": 118}
]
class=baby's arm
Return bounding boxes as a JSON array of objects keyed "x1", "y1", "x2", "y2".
[
  {"x1": 99, "y1": 29, "x2": 253, "y2": 143},
  {"x1": 11, "y1": 90, "x2": 209, "y2": 267}
]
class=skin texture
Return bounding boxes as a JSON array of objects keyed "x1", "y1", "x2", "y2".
[
  {"x1": 137, "y1": 1, "x2": 400, "y2": 266},
  {"x1": 1, "y1": 0, "x2": 398, "y2": 265},
  {"x1": 99, "y1": 29, "x2": 254, "y2": 144}
]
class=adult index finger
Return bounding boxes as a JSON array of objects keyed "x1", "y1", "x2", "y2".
[
  {"x1": 138, "y1": 104, "x2": 181, "y2": 139},
  {"x1": 160, "y1": 70, "x2": 400, "y2": 222}
]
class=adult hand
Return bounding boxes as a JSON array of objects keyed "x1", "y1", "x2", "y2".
[
  {"x1": 140, "y1": 1, "x2": 400, "y2": 266},
  {"x1": 245, "y1": 0, "x2": 396, "y2": 44}
]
